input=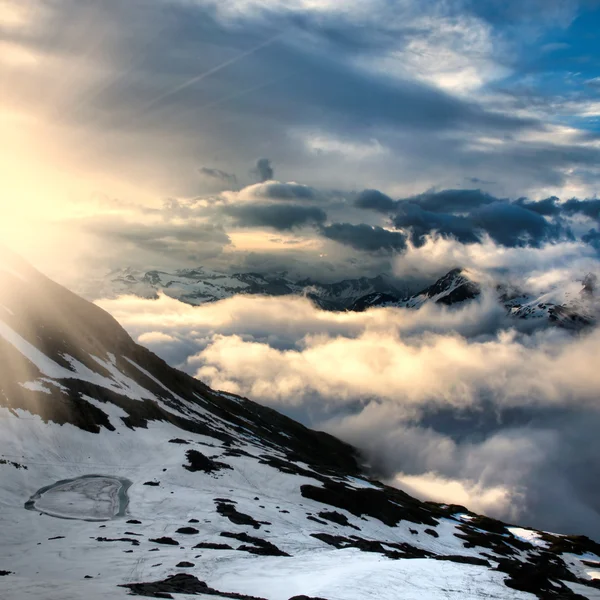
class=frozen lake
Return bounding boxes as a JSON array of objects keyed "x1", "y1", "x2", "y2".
[{"x1": 25, "y1": 475, "x2": 131, "y2": 521}]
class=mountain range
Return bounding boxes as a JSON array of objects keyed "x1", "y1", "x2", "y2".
[
  {"x1": 84, "y1": 266, "x2": 406, "y2": 311},
  {"x1": 350, "y1": 268, "x2": 598, "y2": 328},
  {"x1": 90, "y1": 264, "x2": 599, "y2": 328},
  {"x1": 2, "y1": 250, "x2": 600, "y2": 599}
]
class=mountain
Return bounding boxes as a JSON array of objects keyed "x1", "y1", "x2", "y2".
[
  {"x1": 83, "y1": 266, "x2": 406, "y2": 311},
  {"x1": 350, "y1": 268, "x2": 598, "y2": 328},
  {"x1": 2, "y1": 249, "x2": 600, "y2": 599}
]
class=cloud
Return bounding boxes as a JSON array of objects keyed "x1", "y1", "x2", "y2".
[
  {"x1": 253, "y1": 158, "x2": 274, "y2": 182},
  {"x1": 7, "y1": 0, "x2": 584, "y2": 214},
  {"x1": 321, "y1": 223, "x2": 408, "y2": 252},
  {"x1": 563, "y1": 198, "x2": 600, "y2": 222},
  {"x1": 223, "y1": 203, "x2": 327, "y2": 230},
  {"x1": 354, "y1": 187, "x2": 578, "y2": 248},
  {"x1": 199, "y1": 167, "x2": 238, "y2": 188},
  {"x1": 403, "y1": 189, "x2": 499, "y2": 213},
  {"x1": 355, "y1": 189, "x2": 396, "y2": 212},
  {"x1": 514, "y1": 196, "x2": 562, "y2": 216},
  {"x1": 97, "y1": 266, "x2": 600, "y2": 536},
  {"x1": 583, "y1": 228, "x2": 600, "y2": 250},
  {"x1": 393, "y1": 235, "x2": 599, "y2": 286},
  {"x1": 585, "y1": 77, "x2": 600, "y2": 88},
  {"x1": 234, "y1": 181, "x2": 320, "y2": 202},
  {"x1": 94, "y1": 232, "x2": 600, "y2": 536},
  {"x1": 82, "y1": 217, "x2": 231, "y2": 267},
  {"x1": 393, "y1": 471, "x2": 515, "y2": 519}
]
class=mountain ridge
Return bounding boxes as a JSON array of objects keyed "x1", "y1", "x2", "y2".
[
  {"x1": 349, "y1": 268, "x2": 598, "y2": 328},
  {"x1": 88, "y1": 263, "x2": 598, "y2": 328},
  {"x1": 83, "y1": 266, "x2": 407, "y2": 311}
]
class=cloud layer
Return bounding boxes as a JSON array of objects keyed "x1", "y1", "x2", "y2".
[{"x1": 96, "y1": 236, "x2": 600, "y2": 537}]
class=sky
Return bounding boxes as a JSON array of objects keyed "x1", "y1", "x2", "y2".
[
  {"x1": 1, "y1": 0, "x2": 600, "y2": 282},
  {"x1": 2, "y1": 0, "x2": 600, "y2": 536}
]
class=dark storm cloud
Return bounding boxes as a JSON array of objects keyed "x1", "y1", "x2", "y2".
[
  {"x1": 248, "y1": 182, "x2": 320, "y2": 201},
  {"x1": 392, "y1": 203, "x2": 480, "y2": 245},
  {"x1": 223, "y1": 203, "x2": 327, "y2": 230},
  {"x1": 355, "y1": 189, "x2": 396, "y2": 213},
  {"x1": 321, "y1": 223, "x2": 408, "y2": 252},
  {"x1": 563, "y1": 198, "x2": 600, "y2": 222},
  {"x1": 354, "y1": 187, "x2": 588, "y2": 248},
  {"x1": 471, "y1": 202, "x2": 566, "y2": 247},
  {"x1": 356, "y1": 188, "x2": 501, "y2": 215},
  {"x1": 403, "y1": 189, "x2": 499, "y2": 213},
  {"x1": 199, "y1": 167, "x2": 238, "y2": 188},
  {"x1": 467, "y1": 177, "x2": 496, "y2": 185},
  {"x1": 514, "y1": 196, "x2": 562, "y2": 216},
  {"x1": 393, "y1": 201, "x2": 567, "y2": 247},
  {"x1": 583, "y1": 228, "x2": 600, "y2": 249},
  {"x1": 253, "y1": 158, "x2": 274, "y2": 182}
]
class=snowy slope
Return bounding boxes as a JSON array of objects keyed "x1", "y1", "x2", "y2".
[
  {"x1": 82, "y1": 266, "x2": 405, "y2": 311},
  {"x1": 351, "y1": 268, "x2": 599, "y2": 327},
  {"x1": 2, "y1": 249, "x2": 600, "y2": 600}
]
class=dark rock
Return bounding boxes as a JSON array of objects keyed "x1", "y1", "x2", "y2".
[
  {"x1": 96, "y1": 537, "x2": 140, "y2": 546},
  {"x1": 176, "y1": 561, "x2": 195, "y2": 568},
  {"x1": 424, "y1": 528, "x2": 439, "y2": 538},
  {"x1": 317, "y1": 511, "x2": 359, "y2": 530},
  {"x1": 495, "y1": 556, "x2": 583, "y2": 599},
  {"x1": 176, "y1": 527, "x2": 199, "y2": 535},
  {"x1": 311, "y1": 533, "x2": 430, "y2": 560},
  {"x1": 307, "y1": 516, "x2": 328, "y2": 525},
  {"x1": 120, "y1": 573, "x2": 268, "y2": 599},
  {"x1": 193, "y1": 542, "x2": 234, "y2": 550},
  {"x1": 143, "y1": 481, "x2": 160, "y2": 486},
  {"x1": 168, "y1": 438, "x2": 189, "y2": 444},
  {"x1": 215, "y1": 502, "x2": 261, "y2": 529},
  {"x1": 435, "y1": 555, "x2": 491, "y2": 567},
  {"x1": 148, "y1": 537, "x2": 179, "y2": 546},
  {"x1": 301, "y1": 482, "x2": 438, "y2": 527},
  {"x1": 127, "y1": 520, "x2": 142, "y2": 524},
  {"x1": 220, "y1": 532, "x2": 289, "y2": 557},
  {"x1": 184, "y1": 450, "x2": 232, "y2": 474}
]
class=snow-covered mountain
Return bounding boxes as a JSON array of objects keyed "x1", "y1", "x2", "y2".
[
  {"x1": 350, "y1": 268, "x2": 599, "y2": 328},
  {"x1": 83, "y1": 266, "x2": 406, "y2": 311},
  {"x1": 2, "y1": 249, "x2": 600, "y2": 600}
]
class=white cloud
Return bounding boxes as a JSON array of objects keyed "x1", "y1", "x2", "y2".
[
  {"x1": 297, "y1": 130, "x2": 388, "y2": 160},
  {"x1": 95, "y1": 237, "x2": 600, "y2": 532},
  {"x1": 393, "y1": 235, "x2": 599, "y2": 289},
  {"x1": 137, "y1": 331, "x2": 177, "y2": 344},
  {"x1": 361, "y1": 14, "x2": 510, "y2": 94},
  {"x1": 393, "y1": 472, "x2": 516, "y2": 519}
]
